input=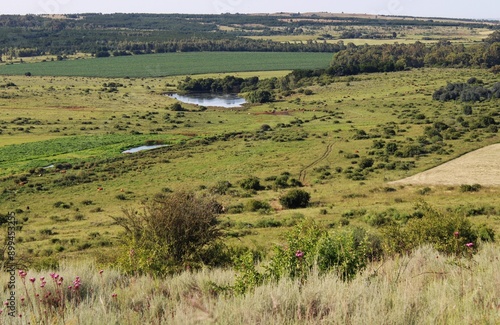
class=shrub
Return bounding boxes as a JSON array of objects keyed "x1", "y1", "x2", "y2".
[
  {"x1": 475, "y1": 224, "x2": 495, "y2": 242},
  {"x1": 210, "y1": 180, "x2": 232, "y2": 195},
  {"x1": 460, "y1": 184, "x2": 482, "y2": 192},
  {"x1": 245, "y1": 199, "x2": 271, "y2": 213},
  {"x1": 240, "y1": 176, "x2": 263, "y2": 191},
  {"x1": 383, "y1": 202, "x2": 479, "y2": 256},
  {"x1": 359, "y1": 158, "x2": 374, "y2": 169},
  {"x1": 316, "y1": 228, "x2": 373, "y2": 280},
  {"x1": 246, "y1": 90, "x2": 274, "y2": 103},
  {"x1": 255, "y1": 218, "x2": 282, "y2": 228},
  {"x1": 112, "y1": 191, "x2": 226, "y2": 275},
  {"x1": 279, "y1": 189, "x2": 310, "y2": 209},
  {"x1": 170, "y1": 103, "x2": 186, "y2": 111}
]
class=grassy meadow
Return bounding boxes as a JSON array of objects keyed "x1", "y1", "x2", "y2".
[
  {"x1": 0, "y1": 65, "x2": 499, "y2": 264},
  {"x1": 0, "y1": 48, "x2": 499, "y2": 323}
]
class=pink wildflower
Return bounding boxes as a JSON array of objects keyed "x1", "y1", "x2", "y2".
[
  {"x1": 466, "y1": 242, "x2": 474, "y2": 248},
  {"x1": 453, "y1": 231, "x2": 460, "y2": 238},
  {"x1": 112, "y1": 293, "x2": 117, "y2": 298},
  {"x1": 29, "y1": 278, "x2": 36, "y2": 283},
  {"x1": 99, "y1": 270, "x2": 104, "y2": 275},
  {"x1": 295, "y1": 250, "x2": 304, "y2": 258}
]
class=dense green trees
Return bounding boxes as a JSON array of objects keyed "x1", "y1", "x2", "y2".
[
  {"x1": 433, "y1": 79, "x2": 500, "y2": 102},
  {"x1": 328, "y1": 40, "x2": 500, "y2": 76},
  {"x1": 178, "y1": 75, "x2": 259, "y2": 93}
]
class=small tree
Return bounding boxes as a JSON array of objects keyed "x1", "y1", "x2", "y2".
[
  {"x1": 279, "y1": 189, "x2": 310, "y2": 209},
  {"x1": 246, "y1": 90, "x2": 274, "y2": 103}
]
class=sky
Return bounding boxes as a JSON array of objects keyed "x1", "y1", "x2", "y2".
[{"x1": 1, "y1": 0, "x2": 499, "y2": 20}]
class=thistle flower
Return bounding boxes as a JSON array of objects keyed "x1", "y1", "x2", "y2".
[
  {"x1": 295, "y1": 250, "x2": 304, "y2": 258},
  {"x1": 453, "y1": 231, "x2": 460, "y2": 238},
  {"x1": 29, "y1": 278, "x2": 36, "y2": 283},
  {"x1": 466, "y1": 242, "x2": 474, "y2": 248}
]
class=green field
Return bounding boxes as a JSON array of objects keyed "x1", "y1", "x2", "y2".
[{"x1": 0, "y1": 52, "x2": 334, "y2": 78}]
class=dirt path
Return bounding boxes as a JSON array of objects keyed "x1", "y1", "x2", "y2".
[
  {"x1": 299, "y1": 142, "x2": 334, "y2": 183},
  {"x1": 389, "y1": 143, "x2": 500, "y2": 186}
]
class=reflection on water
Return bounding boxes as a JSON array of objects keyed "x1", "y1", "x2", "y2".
[
  {"x1": 167, "y1": 93, "x2": 246, "y2": 108},
  {"x1": 122, "y1": 145, "x2": 168, "y2": 154}
]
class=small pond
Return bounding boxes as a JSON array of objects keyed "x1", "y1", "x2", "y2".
[
  {"x1": 167, "y1": 93, "x2": 246, "y2": 108},
  {"x1": 122, "y1": 145, "x2": 169, "y2": 154}
]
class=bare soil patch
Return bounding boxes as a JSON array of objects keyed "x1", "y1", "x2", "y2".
[{"x1": 389, "y1": 144, "x2": 500, "y2": 186}]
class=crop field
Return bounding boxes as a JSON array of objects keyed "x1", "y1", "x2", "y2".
[{"x1": 0, "y1": 52, "x2": 334, "y2": 78}]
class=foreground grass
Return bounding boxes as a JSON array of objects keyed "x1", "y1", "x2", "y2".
[
  {"x1": 0, "y1": 52, "x2": 334, "y2": 78},
  {"x1": 1, "y1": 244, "x2": 498, "y2": 324}
]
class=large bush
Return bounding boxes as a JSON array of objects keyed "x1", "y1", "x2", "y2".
[
  {"x1": 383, "y1": 202, "x2": 481, "y2": 256},
  {"x1": 112, "y1": 191, "x2": 226, "y2": 275},
  {"x1": 279, "y1": 189, "x2": 310, "y2": 209}
]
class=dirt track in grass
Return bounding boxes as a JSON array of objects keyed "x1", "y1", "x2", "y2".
[{"x1": 389, "y1": 143, "x2": 500, "y2": 186}]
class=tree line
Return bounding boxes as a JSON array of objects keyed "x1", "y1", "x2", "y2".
[
  {"x1": 328, "y1": 33, "x2": 500, "y2": 75},
  {"x1": 0, "y1": 13, "x2": 497, "y2": 58}
]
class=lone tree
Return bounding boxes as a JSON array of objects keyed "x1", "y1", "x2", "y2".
[{"x1": 112, "y1": 191, "x2": 225, "y2": 275}]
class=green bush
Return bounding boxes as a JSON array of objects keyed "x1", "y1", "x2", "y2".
[
  {"x1": 240, "y1": 176, "x2": 263, "y2": 191},
  {"x1": 459, "y1": 184, "x2": 482, "y2": 192},
  {"x1": 246, "y1": 89, "x2": 274, "y2": 103},
  {"x1": 316, "y1": 228, "x2": 372, "y2": 280},
  {"x1": 383, "y1": 202, "x2": 479, "y2": 256},
  {"x1": 112, "y1": 191, "x2": 226, "y2": 275},
  {"x1": 245, "y1": 199, "x2": 271, "y2": 213},
  {"x1": 279, "y1": 189, "x2": 310, "y2": 209},
  {"x1": 210, "y1": 180, "x2": 232, "y2": 195}
]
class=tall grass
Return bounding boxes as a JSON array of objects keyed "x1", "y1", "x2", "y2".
[{"x1": 1, "y1": 244, "x2": 498, "y2": 324}]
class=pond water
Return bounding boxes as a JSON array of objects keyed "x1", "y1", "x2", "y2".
[
  {"x1": 167, "y1": 93, "x2": 246, "y2": 108},
  {"x1": 122, "y1": 145, "x2": 169, "y2": 154}
]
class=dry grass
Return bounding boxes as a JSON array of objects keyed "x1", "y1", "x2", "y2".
[
  {"x1": 1, "y1": 243, "x2": 498, "y2": 324},
  {"x1": 390, "y1": 143, "x2": 500, "y2": 186}
]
